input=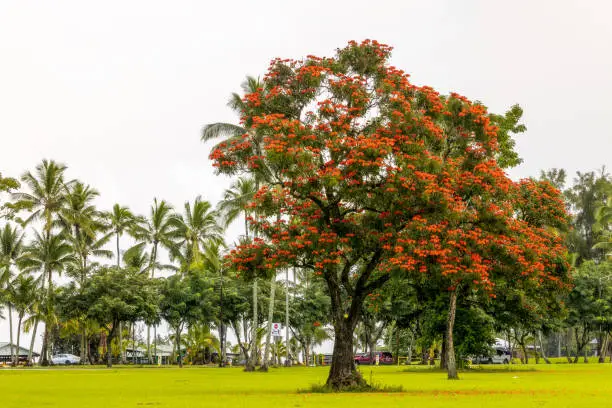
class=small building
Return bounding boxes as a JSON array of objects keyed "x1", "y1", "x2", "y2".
[
  {"x1": 125, "y1": 344, "x2": 180, "y2": 365},
  {"x1": 0, "y1": 342, "x2": 39, "y2": 365}
]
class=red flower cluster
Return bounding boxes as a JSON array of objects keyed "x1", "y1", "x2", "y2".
[{"x1": 213, "y1": 40, "x2": 570, "y2": 303}]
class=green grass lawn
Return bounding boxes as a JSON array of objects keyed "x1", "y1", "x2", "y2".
[{"x1": 1, "y1": 363, "x2": 611, "y2": 407}]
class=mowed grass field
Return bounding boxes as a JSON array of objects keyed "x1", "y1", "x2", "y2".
[{"x1": 1, "y1": 363, "x2": 611, "y2": 408}]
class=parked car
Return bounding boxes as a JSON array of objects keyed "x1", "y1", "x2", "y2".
[
  {"x1": 51, "y1": 353, "x2": 81, "y2": 365},
  {"x1": 354, "y1": 351, "x2": 393, "y2": 365},
  {"x1": 471, "y1": 348, "x2": 511, "y2": 364}
]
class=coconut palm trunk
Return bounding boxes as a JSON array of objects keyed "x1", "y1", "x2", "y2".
[
  {"x1": 260, "y1": 274, "x2": 277, "y2": 371},
  {"x1": 28, "y1": 321, "x2": 38, "y2": 365},
  {"x1": 15, "y1": 314, "x2": 23, "y2": 366},
  {"x1": 8, "y1": 304, "x2": 15, "y2": 365},
  {"x1": 147, "y1": 242, "x2": 158, "y2": 364}
]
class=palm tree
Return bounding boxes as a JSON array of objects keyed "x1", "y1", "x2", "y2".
[
  {"x1": 8, "y1": 274, "x2": 37, "y2": 365},
  {"x1": 203, "y1": 77, "x2": 268, "y2": 371},
  {"x1": 170, "y1": 197, "x2": 223, "y2": 266},
  {"x1": 217, "y1": 178, "x2": 258, "y2": 370},
  {"x1": 58, "y1": 182, "x2": 104, "y2": 240},
  {"x1": 200, "y1": 242, "x2": 228, "y2": 366},
  {"x1": 104, "y1": 204, "x2": 137, "y2": 363},
  {"x1": 0, "y1": 224, "x2": 24, "y2": 365},
  {"x1": 105, "y1": 204, "x2": 137, "y2": 268},
  {"x1": 201, "y1": 76, "x2": 262, "y2": 149},
  {"x1": 22, "y1": 291, "x2": 43, "y2": 365},
  {"x1": 594, "y1": 197, "x2": 612, "y2": 260},
  {"x1": 181, "y1": 324, "x2": 220, "y2": 365},
  {"x1": 19, "y1": 231, "x2": 73, "y2": 365},
  {"x1": 12, "y1": 160, "x2": 69, "y2": 234},
  {"x1": 131, "y1": 199, "x2": 176, "y2": 362}
]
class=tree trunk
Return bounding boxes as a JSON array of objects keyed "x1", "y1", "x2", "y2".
[
  {"x1": 245, "y1": 278, "x2": 258, "y2": 372},
  {"x1": 538, "y1": 331, "x2": 551, "y2": 364},
  {"x1": 406, "y1": 331, "x2": 414, "y2": 366},
  {"x1": 40, "y1": 265, "x2": 53, "y2": 366},
  {"x1": 119, "y1": 322, "x2": 124, "y2": 364},
  {"x1": 440, "y1": 333, "x2": 447, "y2": 369},
  {"x1": 15, "y1": 315, "x2": 23, "y2": 366},
  {"x1": 326, "y1": 318, "x2": 365, "y2": 389},
  {"x1": 40, "y1": 324, "x2": 49, "y2": 366},
  {"x1": 8, "y1": 305, "x2": 15, "y2": 365},
  {"x1": 520, "y1": 342, "x2": 529, "y2": 364},
  {"x1": 565, "y1": 328, "x2": 573, "y2": 363},
  {"x1": 80, "y1": 324, "x2": 86, "y2": 364},
  {"x1": 394, "y1": 324, "x2": 400, "y2": 365},
  {"x1": 147, "y1": 242, "x2": 157, "y2": 364},
  {"x1": 176, "y1": 329, "x2": 183, "y2": 368},
  {"x1": 599, "y1": 333, "x2": 609, "y2": 363},
  {"x1": 232, "y1": 321, "x2": 250, "y2": 366},
  {"x1": 445, "y1": 288, "x2": 459, "y2": 380},
  {"x1": 28, "y1": 320, "x2": 38, "y2": 365},
  {"x1": 260, "y1": 274, "x2": 276, "y2": 372},
  {"x1": 284, "y1": 268, "x2": 291, "y2": 366},
  {"x1": 106, "y1": 327, "x2": 115, "y2": 368}
]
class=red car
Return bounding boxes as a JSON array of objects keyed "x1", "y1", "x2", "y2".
[{"x1": 354, "y1": 351, "x2": 393, "y2": 365}]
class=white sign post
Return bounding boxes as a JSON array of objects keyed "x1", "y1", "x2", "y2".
[{"x1": 271, "y1": 323, "x2": 282, "y2": 337}]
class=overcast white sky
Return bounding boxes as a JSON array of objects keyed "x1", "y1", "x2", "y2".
[{"x1": 1, "y1": 0, "x2": 611, "y2": 353}]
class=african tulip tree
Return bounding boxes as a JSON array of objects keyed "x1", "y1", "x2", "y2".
[{"x1": 210, "y1": 40, "x2": 570, "y2": 387}]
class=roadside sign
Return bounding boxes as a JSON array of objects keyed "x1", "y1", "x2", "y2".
[{"x1": 271, "y1": 323, "x2": 282, "y2": 336}]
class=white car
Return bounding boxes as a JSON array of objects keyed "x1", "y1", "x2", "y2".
[
  {"x1": 472, "y1": 348, "x2": 511, "y2": 364},
  {"x1": 51, "y1": 353, "x2": 81, "y2": 365}
]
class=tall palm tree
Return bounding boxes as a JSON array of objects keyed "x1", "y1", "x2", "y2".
[
  {"x1": 200, "y1": 242, "x2": 228, "y2": 366},
  {"x1": 203, "y1": 77, "x2": 269, "y2": 371},
  {"x1": 11, "y1": 160, "x2": 70, "y2": 365},
  {"x1": 217, "y1": 178, "x2": 259, "y2": 370},
  {"x1": 104, "y1": 204, "x2": 137, "y2": 364},
  {"x1": 19, "y1": 231, "x2": 73, "y2": 365},
  {"x1": 0, "y1": 224, "x2": 24, "y2": 365},
  {"x1": 58, "y1": 182, "x2": 104, "y2": 241},
  {"x1": 131, "y1": 199, "x2": 176, "y2": 362},
  {"x1": 201, "y1": 76, "x2": 262, "y2": 148},
  {"x1": 105, "y1": 204, "x2": 137, "y2": 268},
  {"x1": 170, "y1": 197, "x2": 223, "y2": 266},
  {"x1": 594, "y1": 197, "x2": 612, "y2": 260},
  {"x1": 12, "y1": 160, "x2": 69, "y2": 234},
  {"x1": 58, "y1": 181, "x2": 111, "y2": 364},
  {"x1": 8, "y1": 274, "x2": 37, "y2": 365}
]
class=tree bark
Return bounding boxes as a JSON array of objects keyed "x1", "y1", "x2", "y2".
[
  {"x1": 245, "y1": 278, "x2": 258, "y2": 371},
  {"x1": 440, "y1": 333, "x2": 447, "y2": 369},
  {"x1": 80, "y1": 325, "x2": 87, "y2": 364},
  {"x1": 106, "y1": 326, "x2": 116, "y2": 368},
  {"x1": 260, "y1": 274, "x2": 276, "y2": 371},
  {"x1": 326, "y1": 318, "x2": 364, "y2": 389},
  {"x1": 285, "y1": 268, "x2": 291, "y2": 366},
  {"x1": 538, "y1": 331, "x2": 551, "y2": 364},
  {"x1": 28, "y1": 320, "x2": 38, "y2": 365},
  {"x1": 176, "y1": 328, "x2": 183, "y2": 368},
  {"x1": 406, "y1": 330, "x2": 414, "y2": 366},
  {"x1": 15, "y1": 315, "x2": 22, "y2": 366},
  {"x1": 599, "y1": 333, "x2": 608, "y2": 363},
  {"x1": 446, "y1": 288, "x2": 459, "y2": 379},
  {"x1": 40, "y1": 324, "x2": 49, "y2": 366},
  {"x1": 8, "y1": 305, "x2": 14, "y2": 365},
  {"x1": 565, "y1": 328, "x2": 573, "y2": 363},
  {"x1": 119, "y1": 322, "x2": 124, "y2": 364}
]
